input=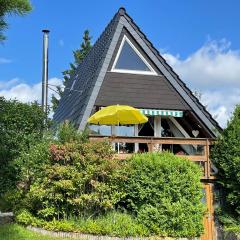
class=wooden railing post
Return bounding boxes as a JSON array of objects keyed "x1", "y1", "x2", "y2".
[
  {"x1": 205, "y1": 139, "x2": 211, "y2": 179},
  {"x1": 148, "y1": 138, "x2": 154, "y2": 152}
]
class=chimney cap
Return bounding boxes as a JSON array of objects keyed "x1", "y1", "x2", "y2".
[{"x1": 42, "y1": 29, "x2": 50, "y2": 33}]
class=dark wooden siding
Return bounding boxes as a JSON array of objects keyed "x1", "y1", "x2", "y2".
[{"x1": 95, "y1": 72, "x2": 190, "y2": 110}]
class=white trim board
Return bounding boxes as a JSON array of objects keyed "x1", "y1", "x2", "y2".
[
  {"x1": 111, "y1": 35, "x2": 157, "y2": 76},
  {"x1": 169, "y1": 117, "x2": 190, "y2": 138}
]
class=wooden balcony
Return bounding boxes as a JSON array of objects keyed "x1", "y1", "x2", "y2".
[{"x1": 89, "y1": 135, "x2": 215, "y2": 180}]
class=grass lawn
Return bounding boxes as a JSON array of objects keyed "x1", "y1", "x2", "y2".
[{"x1": 0, "y1": 224, "x2": 83, "y2": 240}]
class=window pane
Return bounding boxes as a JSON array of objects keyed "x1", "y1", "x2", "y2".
[
  {"x1": 88, "y1": 125, "x2": 111, "y2": 136},
  {"x1": 116, "y1": 125, "x2": 134, "y2": 136},
  {"x1": 115, "y1": 41, "x2": 151, "y2": 71}
]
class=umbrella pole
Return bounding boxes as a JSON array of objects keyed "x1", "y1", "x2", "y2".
[
  {"x1": 112, "y1": 124, "x2": 119, "y2": 154},
  {"x1": 117, "y1": 109, "x2": 120, "y2": 154},
  {"x1": 117, "y1": 122, "x2": 120, "y2": 154}
]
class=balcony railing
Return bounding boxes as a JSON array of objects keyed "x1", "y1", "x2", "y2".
[{"x1": 89, "y1": 135, "x2": 215, "y2": 180}]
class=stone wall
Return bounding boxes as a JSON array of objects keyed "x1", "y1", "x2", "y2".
[{"x1": 0, "y1": 212, "x2": 14, "y2": 224}]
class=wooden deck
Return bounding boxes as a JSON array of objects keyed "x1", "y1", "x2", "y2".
[{"x1": 89, "y1": 135, "x2": 215, "y2": 180}]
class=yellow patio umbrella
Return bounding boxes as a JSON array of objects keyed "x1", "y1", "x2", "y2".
[
  {"x1": 88, "y1": 105, "x2": 148, "y2": 153},
  {"x1": 87, "y1": 105, "x2": 148, "y2": 125}
]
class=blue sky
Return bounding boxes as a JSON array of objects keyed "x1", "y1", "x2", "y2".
[{"x1": 0, "y1": 0, "x2": 240, "y2": 127}]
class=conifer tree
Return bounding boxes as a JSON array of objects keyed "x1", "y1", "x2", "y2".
[
  {"x1": 51, "y1": 30, "x2": 92, "y2": 111},
  {"x1": 211, "y1": 104, "x2": 240, "y2": 219}
]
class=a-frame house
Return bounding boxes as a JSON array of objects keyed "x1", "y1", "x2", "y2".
[{"x1": 53, "y1": 8, "x2": 221, "y2": 240}]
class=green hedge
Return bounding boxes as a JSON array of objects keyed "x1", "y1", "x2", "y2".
[{"x1": 125, "y1": 152, "x2": 205, "y2": 237}]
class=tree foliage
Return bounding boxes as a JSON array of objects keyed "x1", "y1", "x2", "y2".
[
  {"x1": 0, "y1": 97, "x2": 45, "y2": 195},
  {"x1": 51, "y1": 30, "x2": 92, "y2": 111},
  {"x1": 0, "y1": 0, "x2": 32, "y2": 41},
  {"x1": 211, "y1": 104, "x2": 240, "y2": 220},
  {"x1": 125, "y1": 152, "x2": 205, "y2": 237}
]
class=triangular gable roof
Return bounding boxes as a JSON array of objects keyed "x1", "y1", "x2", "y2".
[{"x1": 53, "y1": 7, "x2": 221, "y2": 137}]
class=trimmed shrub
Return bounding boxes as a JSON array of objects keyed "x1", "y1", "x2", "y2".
[{"x1": 125, "y1": 152, "x2": 205, "y2": 237}]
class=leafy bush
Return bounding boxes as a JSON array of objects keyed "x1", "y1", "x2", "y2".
[
  {"x1": 225, "y1": 225, "x2": 240, "y2": 234},
  {"x1": 2, "y1": 138, "x2": 52, "y2": 212},
  {"x1": 0, "y1": 97, "x2": 46, "y2": 197},
  {"x1": 125, "y1": 152, "x2": 205, "y2": 237},
  {"x1": 16, "y1": 209, "x2": 45, "y2": 227},
  {"x1": 215, "y1": 207, "x2": 240, "y2": 235},
  {"x1": 16, "y1": 210, "x2": 149, "y2": 237},
  {"x1": 55, "y1": 121, "x2": 89, "y2": 144},
  {"x1": 13, "y1": 135, "x2": 128, "y2": 220},
  {"x1": 76, "y1": 211, "x2": 149, "y2": 236},
  {"x1": 211, "y1": 105, "x2": 240, "y2": 221}
]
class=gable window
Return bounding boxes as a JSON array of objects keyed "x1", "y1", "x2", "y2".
[{"x1": 111, "y1": 36, "x2": 157, "y2": 75}]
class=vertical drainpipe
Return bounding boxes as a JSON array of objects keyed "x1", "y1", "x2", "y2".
[{"x1": 41, "y1": 29, "x2": 50, "y2": 121}]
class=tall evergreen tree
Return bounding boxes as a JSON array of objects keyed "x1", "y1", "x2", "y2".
[
  {"x1": 51, "y1": 30, "x2": 92, "y2": 111},
  {"x1": 211, "y1": 104, "x2": 240, "y2": 220}
]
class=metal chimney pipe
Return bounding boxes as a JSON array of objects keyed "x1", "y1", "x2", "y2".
[{"x1": 41, "y1": 29, "x2": 50, "y2": 116}]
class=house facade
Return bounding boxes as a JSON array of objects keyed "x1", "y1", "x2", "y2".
[{"x1": 53, "y1": 8, "x2": 222, "y2": 240}]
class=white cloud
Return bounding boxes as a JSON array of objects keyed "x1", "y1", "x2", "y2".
[
  {"x1": 162, "y1": 39, "x2": 240, "y2": 128},
  {"x1": 0, "y1": 78, "x2": 20, "y2": 89},
  {"x1": 163, "y1": 39, "x2": 240, "y2": 89},
  {"x1": 201, "y1": 89, "x2": 240, "y2": 127},
  {"x1": 0, "y1": 77, "x2": 63, "y2": 105},
  {"x1": 0, "y1": 57, "x2": 12, "y2": 64}
]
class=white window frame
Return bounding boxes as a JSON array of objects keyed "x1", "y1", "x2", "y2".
[{"x1": 111, "y1": 35, "x2": 157, "y2": 75}]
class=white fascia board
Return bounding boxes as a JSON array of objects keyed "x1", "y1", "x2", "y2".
[{"x1": 111, "y1": 35, "x2": 157, "y2": 76}]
